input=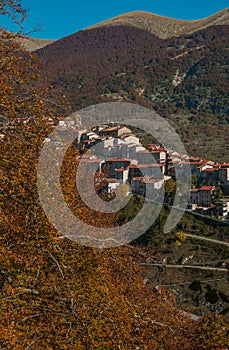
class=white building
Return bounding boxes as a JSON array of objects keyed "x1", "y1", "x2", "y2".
[
  {"x1": 131, "y1": 176, "x2": 164, "y2": 199},
  {"x1": 216, "y1": 199, "x2": 229, "y2": 218}
]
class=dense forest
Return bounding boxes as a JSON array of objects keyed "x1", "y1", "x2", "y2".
[{"x1": 36, "y1": 24, "x2": 229, "y2": 161}]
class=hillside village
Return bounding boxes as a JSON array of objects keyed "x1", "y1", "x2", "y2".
[
  {"x1": 1, "y1": 2, "x2": 229, "y2": 347},
  {"x1": 73, "y1": 123, "x2": 229, "y2": 221}
]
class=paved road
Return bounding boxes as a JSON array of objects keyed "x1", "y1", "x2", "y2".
[{"x1": 183, "y1": 233, "x2": 229, "y2": 247}]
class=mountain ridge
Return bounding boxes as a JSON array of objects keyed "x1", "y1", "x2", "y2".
[
  {"x1": 17, "y1": 36, "x2": 54, "y2": 51},
  {"x1": 0, "y1": 29, "x2": 54, "y2": 51},
  {"x1": 87, "y1": 8, "x2": 229, "y2": 38},
  {"x1": 6, "y1": 8, "x2": 228, "y2": 51}
]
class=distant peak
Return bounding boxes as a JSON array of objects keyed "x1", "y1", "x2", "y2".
[{"x1": 87, "y1": 8, "x2": 229, "y2": 39}]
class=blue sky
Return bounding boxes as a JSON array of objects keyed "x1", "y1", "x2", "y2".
[{"x1": 1, "y1": 0, "x2": 228, "y2": 39}]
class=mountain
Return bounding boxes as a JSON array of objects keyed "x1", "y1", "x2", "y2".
[
  {"x1": 12, "y1": 8, "x2": 229, "y2": 51},
  {"x1": 36, "y1": 16, "x2": 229, "y2": 161},
  {"x1": 88, "y1": 8, "x2": 229, "y2": 39},
  {"x1": 17, "y1": 36, "x2": 54, "y2": 51},
  {"x1": 0, "y1": 30, "x2": 54, "y2": 51}
]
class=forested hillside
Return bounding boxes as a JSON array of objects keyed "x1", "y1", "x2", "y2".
[{"x1": 36, "y1": 24, "x2": 229, "y2": 161}]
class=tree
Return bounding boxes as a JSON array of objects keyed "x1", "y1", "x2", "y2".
[
  {"x1": 1, "y1": 3, "x2": 229, "y2": 349},
  {"x1": 0, "y1": 0, "x2": 26, "y2": 27},
  {"x1": 191, "y1": 174, "x2": 198, "y2": 187},
  {"x1": 165, "y1": 178, "x2": 176, "y2": 203}
]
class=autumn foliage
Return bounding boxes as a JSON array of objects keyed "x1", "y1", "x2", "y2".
[
  {"x1": 0, "y1": 2, "x2": 229, "y2": 349},
  {"x1": 0, "y1": 0, "x2": 26, "y2": 26}
]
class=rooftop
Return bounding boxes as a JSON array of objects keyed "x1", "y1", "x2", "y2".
[
  {"x1": 203, "y1": 168, "x2": 216, "y2": 172},
  {"x1": 129, "y1": 163, "x2": 164, "y2": 169},
  {"x1": 107, "y1": 158, "x2": 131, "y2": 162},
  {"x1": 200, "y1": 186, "x2": 213, "y2": 191},
  {"x1": 100, "y1": 126, "x2": 128, "y2": 132},
  {"x1": 133, "y1": 176, "x2": 163, "y2": 184},
  {"x1": 191, "y1": 186, "x2": 213, "y2": 192}
]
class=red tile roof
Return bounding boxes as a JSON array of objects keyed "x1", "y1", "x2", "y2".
[
  {"x1": 106, "y1": 178, "x2": 120, "y2": 183},
  {"x1": 115, "y1": 168, "x2": 127, "y2": 172},
  {"x1": 191, "y1": 186, "x2": 213, "y2": 192},
  {"x1": 107, "y1": 158, "x2": 131, "y2": 162},
  {"x1": 197, "y1": 164, "x2": 212, "y2": 169},
  {"x1": 199, "y1": 186, "x2": 213, "y2": 191},
  {"x1": 214, "y1": 163, "x2": 229, "y2": 168},
  {"x1": 203, "y1": 168, "x2": 216, "y2": 172}
]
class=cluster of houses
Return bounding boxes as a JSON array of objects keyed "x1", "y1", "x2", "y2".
[
  {"x1": 1, "y1": 116, "x2": 228, "y2": 221},
  {"x1": 74, "y1": 123, "x2": 229, "y2": 221}
]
